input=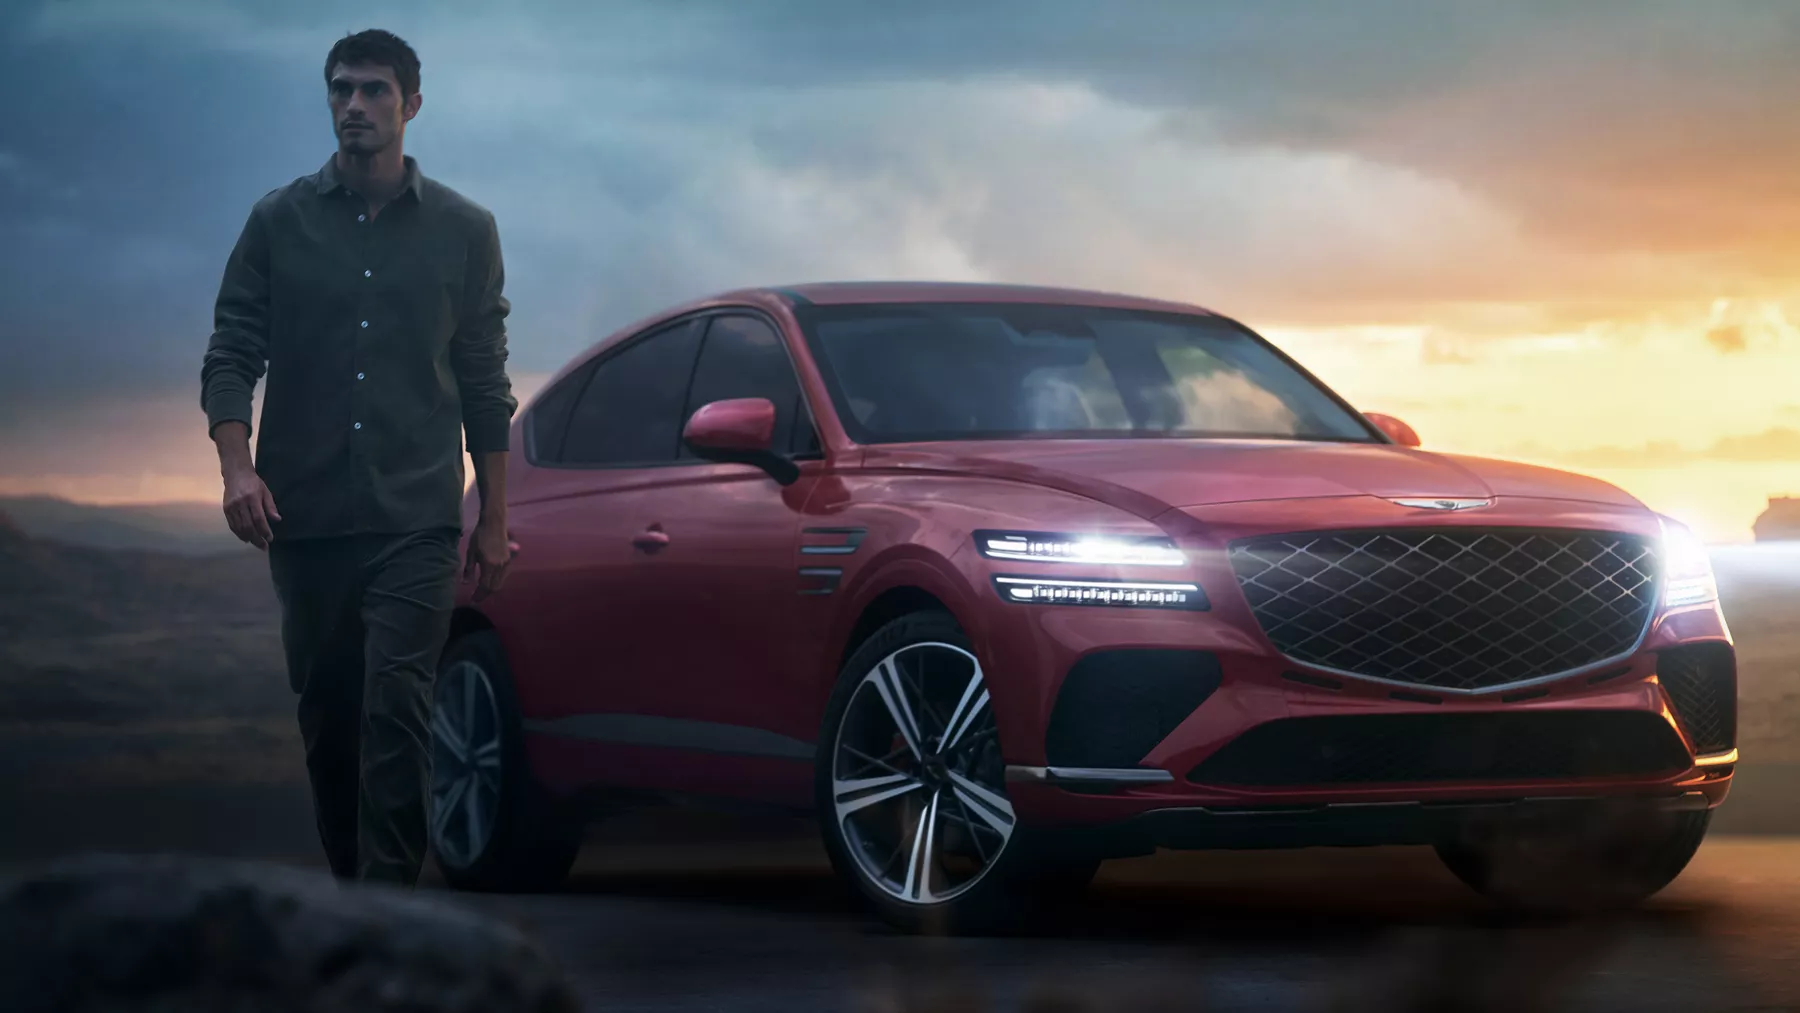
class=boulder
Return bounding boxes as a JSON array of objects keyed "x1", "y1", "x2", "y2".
[{"x1": 0, "y1": 853, "x2": 581, "y2": 1013}]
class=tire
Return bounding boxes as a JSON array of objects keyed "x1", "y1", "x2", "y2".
[
  {"x1": 815, "y1": 610, "x2": 1096, "y2": 935},
  {"x1": 429, "y1": 629, "x2": 585, "y2": 892},
  {"x1": 1434, "y1": 800, "x2": 1711, "y2": 915}
]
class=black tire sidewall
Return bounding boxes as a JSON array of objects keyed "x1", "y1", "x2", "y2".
[{"x1": 1435, "y1": 805, "x2": 1712, "y2": 913}]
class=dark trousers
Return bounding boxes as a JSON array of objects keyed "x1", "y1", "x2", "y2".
[{"x1": 268, "y1": 527, "x2": 462, "y2": 885}]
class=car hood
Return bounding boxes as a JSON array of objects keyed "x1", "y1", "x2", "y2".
[{"x1": 859, "y1": 439, "x2": 1647, "y2": 518}]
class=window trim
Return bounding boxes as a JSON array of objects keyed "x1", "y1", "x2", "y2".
[{"x1": 526, "y1": 306, "x2": 826, "y2": 472}]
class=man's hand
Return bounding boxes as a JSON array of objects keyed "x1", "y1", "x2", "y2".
[
  {"x1": 212, "y1": 421, "x2": 280, "y2": 550},
  {"x1": 223, "y1": 465, "x2": 282, "y2": 550},
  {"x1": 464, "y1": 516, "x2": 519, "y2": 601}
]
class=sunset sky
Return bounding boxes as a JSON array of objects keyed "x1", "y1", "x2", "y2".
[{"x1": 1, "y1": 1, "x2": 1796, "y2": 541}]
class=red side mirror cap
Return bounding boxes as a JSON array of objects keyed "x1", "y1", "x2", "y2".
[{"x1": 1364, "y1": 412, "x2": 1421, "y2": 447}]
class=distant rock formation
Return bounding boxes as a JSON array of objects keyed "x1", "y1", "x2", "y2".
[
  {"x1": 1753, "y1": 496, "x2": 1800, "y2": 542},
  {"x1": 0, "y1": 853, "x2": 580, "y2": 1013}
]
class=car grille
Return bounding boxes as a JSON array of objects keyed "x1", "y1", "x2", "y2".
[
  {"x1": 1187, "y1": 710, "x2": 1692, "y2": 787},
  {"x1": 1227, "y1": 528, "x2": 1659, "y2": 692},
  {"x1": 1657, "y1": 643, "x2": 1736, "y2": 755}
]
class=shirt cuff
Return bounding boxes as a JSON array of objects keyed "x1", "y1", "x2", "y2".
[{"x1": 204, "y1": 396, "x2": 255, "y2": 438}]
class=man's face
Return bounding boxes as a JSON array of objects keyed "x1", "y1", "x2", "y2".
[{"x1": 328, "y1": 63, "x2": 420, "y2": 155}]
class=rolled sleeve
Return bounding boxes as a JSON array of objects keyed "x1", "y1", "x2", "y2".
[
  {"x1": 452, "y1": 210, "x2": 517, "y2": 454},
  {"x1": 201, "y1": 205, "x2": 272, "y2": 436}
]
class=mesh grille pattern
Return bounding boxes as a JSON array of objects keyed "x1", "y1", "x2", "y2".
[
  {"x1": 1228, "y1": 529, "x2": 1659, "y2": 691},
  {"x1": 1188, "y1": 711, "x2": 1691, "y2": 787},
  {"x1": 1658, "y1": 644, "x2": 1736, "y2": 754}
]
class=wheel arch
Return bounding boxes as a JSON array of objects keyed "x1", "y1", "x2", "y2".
[
  {"x1": 446, "y1": 606, "x2": 496, "y2": 649},
  {"x1": 825, "y1": 552, "x2": 988, "y2": 685}
]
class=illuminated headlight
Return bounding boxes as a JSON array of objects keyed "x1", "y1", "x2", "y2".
[
  {"x1": 974, "y1": 530, "x2": 1186, "y2": 567},
  {"x1": 992, "y1": 576, "x2": 1208, "y2": 611},
  {"x1": 1659, "y1": 516, "x2": 1718, "y2": 608}
]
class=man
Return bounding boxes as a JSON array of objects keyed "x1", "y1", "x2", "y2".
[{"x1": 200, "y1": 29, "x2": 517, "y2": 886}]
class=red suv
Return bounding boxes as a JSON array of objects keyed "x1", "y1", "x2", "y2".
[{"x1": 429, "y1": 282, "x2": 1736, "y2": 932}]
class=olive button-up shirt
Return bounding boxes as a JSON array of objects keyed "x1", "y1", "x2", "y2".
[{"x1": 201, "y1": 155, "x2": 517, "y2": 541}]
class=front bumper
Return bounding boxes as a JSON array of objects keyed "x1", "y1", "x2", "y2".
[
  {"x1": 1054, "y1": 788, "x2": 1725, "y2": 858},
  {"x1": 979, "y1": 592, "x2": 1737, "y2": 832}
]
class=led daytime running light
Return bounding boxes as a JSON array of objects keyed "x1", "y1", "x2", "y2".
[
  {"x1": 976, "y1": 530, "x2": 1186, "y2": 567},
  {"x1": 992, "y1": 576, "x2": 1207, "y2": 610}
]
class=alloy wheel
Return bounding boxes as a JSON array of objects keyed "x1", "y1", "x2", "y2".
[
  {"x1": 831, "y1": 642, "x2": 1015, "y2": 904},
  {"x1": 430, "y1": 658, "x2": 504, "y2": 869}
]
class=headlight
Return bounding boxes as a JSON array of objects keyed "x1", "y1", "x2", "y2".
[
  {"x1": 974, "y1": 530, "x2": 1186, "y2": 567},
  {"x1": 992, "y1": 576, "x2": 1208, "y2": 611},
  {"x1": 1659, "y1": 516, "x2": 1718, "y2": 608}
]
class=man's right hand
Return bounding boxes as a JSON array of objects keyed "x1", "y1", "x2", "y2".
[
  {"x1": 212, "y1": 421, "x2": 280, "y2": 550},
  {"x1": 223, "y1": 465, "x2": 281, "y2": 549}
]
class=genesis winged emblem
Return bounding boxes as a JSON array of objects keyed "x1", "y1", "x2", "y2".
[{"x1": 1390, "y1": 497, "x2": 1495, "y2": 512}]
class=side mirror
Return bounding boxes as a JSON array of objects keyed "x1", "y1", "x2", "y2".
[
  {"x1": 682, "y1": 398, "x2": 800, "y2": 485},
  {"x1": 1364, "y1": 412, "x2": 1421, "y2": 448}
]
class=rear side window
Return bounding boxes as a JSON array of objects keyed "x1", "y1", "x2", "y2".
[
  {"x1": 560, "y1": 319, "x2": 703, "y2": 466},
  {"x1": 524, "y1": 362, "x2": 593, "y2": 463},
  {"x1": 679, "y1": 314, "x2": 813, "y2": 458}
]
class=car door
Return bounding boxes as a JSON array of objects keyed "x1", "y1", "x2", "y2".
[
  {"x1": 489, "y1": 317, "x2": 706, "y2": 744},
  {"x1": 625, "y1": 311, "x2": 829, "y2": 774}
]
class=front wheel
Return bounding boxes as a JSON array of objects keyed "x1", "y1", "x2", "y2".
[
  {"x1": 1435, "y1": 802, "x2": 1711, "y2": 914},
  {"x1": 815, "y1": 611, "x2": 1095, "y2": 935}
]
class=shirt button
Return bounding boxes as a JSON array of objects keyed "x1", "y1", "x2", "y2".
[
  {"x1": 354, "y1": 422, "x2": 362, "y2": 430},
  {"x1": 363, "y1": 270, "x2": 372, "y2": 278},
  {"x1": 360, "y1": 320, "x2": 369, "y2": 328},
  {"x1": 356, "y1": 372, "x2": 366, "y2": 380},
  {"x1": 357, "y1": 214, "x2": 366, "y2": 222}
]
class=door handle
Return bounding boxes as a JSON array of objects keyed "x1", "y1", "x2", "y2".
[{"x1": 632, "y1": 526, "x2": 670, "y2": 552}]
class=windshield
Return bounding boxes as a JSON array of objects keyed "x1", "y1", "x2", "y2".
[{"x1": 797, "y1": 302, "x2": 1378, "y2": 444}]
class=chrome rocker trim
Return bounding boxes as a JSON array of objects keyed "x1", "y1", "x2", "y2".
[{"x1": 1005, "y1": 765, "x2": 1175, "y2": 786}]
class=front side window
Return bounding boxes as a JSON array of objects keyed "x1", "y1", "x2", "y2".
[
  {"x1": 560, "y1": 319, "x2": 704, "y2": 466},
  {"x1": 797, "y1": 303, "x2": 1376, "y2": 445},
  {"x1": 679, "y1": 314, "x2": 814, "y2": 458}
]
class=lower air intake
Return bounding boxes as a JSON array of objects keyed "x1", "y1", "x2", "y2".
[
  {"x1": 1046, "y1": 650, "x2": 1221, "y2": 768},
  {"x1": 1658, "y1": 643, "x2": 1737, "y2": 755},
  {"x1": 1188, "y1": 710, "x2": 1691, "y2": 787}
]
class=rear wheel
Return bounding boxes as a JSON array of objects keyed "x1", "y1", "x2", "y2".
[
  {"x1": 429, "y1": 629, "x2": 585, "y2": 892},
  {"x1": 816, "y1": 611, "x2": 1096, "y2": 935},
  {"x1": 1434, "y1": 801, "x2": 1711, "y2": 914}
]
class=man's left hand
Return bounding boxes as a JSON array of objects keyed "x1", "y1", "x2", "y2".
[{"x1": 465, "y1": 518, "x2": 519, "y2": 601}]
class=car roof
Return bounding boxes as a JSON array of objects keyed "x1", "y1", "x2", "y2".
[{"x1": 723, "y1": 280, "x2": 1222, "y2": 316}]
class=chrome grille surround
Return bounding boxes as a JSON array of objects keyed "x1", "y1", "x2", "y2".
[{"x1": 1227, "y1": 527, "x2": 1661, "y2": 693}]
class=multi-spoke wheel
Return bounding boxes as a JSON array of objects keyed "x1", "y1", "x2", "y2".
[
  {"x1": 817, "y1": 611, "x2": 1097, "y2": 934},
  {"x1": 429, "y1": 629, "x2": 584, "y2": 893},
  {"x1": 431, "y1": 658, "x2": 503, "y2": 871}
]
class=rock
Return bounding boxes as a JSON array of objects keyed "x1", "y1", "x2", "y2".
[
  {"x1": 0, "y1": 853, "x2": 582, "y2": 1013},
  {"x1": 1753, "y1": 495, "x2": 1800, "y2": 543}
]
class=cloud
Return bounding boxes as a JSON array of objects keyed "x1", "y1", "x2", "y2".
[
  {"x1": 1523, "y1": 426, "x2": 1800, "y2": 469},
  {"x1": 1707, "y1": 325, "x2": 1747, "y2": 354}
]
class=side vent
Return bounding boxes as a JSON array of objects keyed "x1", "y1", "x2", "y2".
[{"x1": 1045, "y1": 650, "x2": 1223, "y2": 768}]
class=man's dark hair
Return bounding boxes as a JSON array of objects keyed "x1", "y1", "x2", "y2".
[{"x1": 324, "y1": 29, "x2": 421, "y2": 97}]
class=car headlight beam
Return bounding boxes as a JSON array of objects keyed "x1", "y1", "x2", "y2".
[
  {"x1": 974, "y1": 529, "x2": 1186, "y2": 567},
  {"x1": 1659, "y1": 516, "x2": 1718, "y2": 609}
]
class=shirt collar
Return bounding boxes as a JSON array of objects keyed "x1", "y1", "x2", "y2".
[{"x1": 314, "y1": 154, "x2": 424, "y2": 203}]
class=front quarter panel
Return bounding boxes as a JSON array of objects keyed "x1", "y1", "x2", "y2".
[{"x1": 805, "y1": 469, "x2": 1172, "y2": 765}]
